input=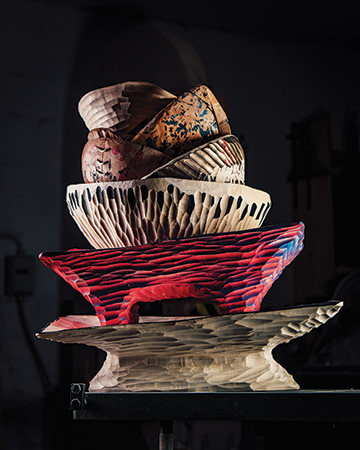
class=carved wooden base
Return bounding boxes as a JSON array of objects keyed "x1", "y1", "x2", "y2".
[{"x1": 37, "y1": 301, "x2": 342, "y2": 392}]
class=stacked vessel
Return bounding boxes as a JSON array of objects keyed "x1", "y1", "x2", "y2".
[{"x1": 37, "y1": 81, "x2": 342, "y2": 392}]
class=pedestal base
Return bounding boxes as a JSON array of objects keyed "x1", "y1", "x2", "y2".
[{"x1": 37, "y1": 301, "x2": 342, "y2": 392}]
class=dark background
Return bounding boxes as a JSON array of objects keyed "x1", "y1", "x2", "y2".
[{"x1": 1, "y1": 1, "x2": 360, "y2": 448}]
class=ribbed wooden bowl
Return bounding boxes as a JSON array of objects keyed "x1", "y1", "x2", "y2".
[
  {"x1": 66, "y1": 178, "x2": 271, "y2": 249},
  {"x1": 143, "y1": 135, "x2": 245, "y2": 184}
]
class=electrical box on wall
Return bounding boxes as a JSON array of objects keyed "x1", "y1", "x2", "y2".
[{"x1": 4, "y1": 256, "x2": 35, "y2": 296}]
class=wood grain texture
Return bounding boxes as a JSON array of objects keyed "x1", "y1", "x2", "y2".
[
  {"x1": 39, "y1": 222, "x2": 304, "y2": 326},
  {"x1": 37, "y1": 302, "x2": 343, "y2": 392}
]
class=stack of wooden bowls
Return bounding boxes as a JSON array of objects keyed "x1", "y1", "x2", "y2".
[
  {"x1": 36, "y1": 81, "x2": 343, "y2": 393},
  {"x1": 68, "y1": 81, "x2": 272, "y2": 248}
]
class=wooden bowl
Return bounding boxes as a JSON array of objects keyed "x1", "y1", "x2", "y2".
[
  {"x1": 81, "y1": 129, "x2": 172, "y2": 183},
  {"x1": 66, "y1": 178, "x2": 271, "y2": 248},
  {"x1": 39, "y1": 222, "x2": 304, "y2": 325},
  {"x1": 143, "y1": 135, "x2": 245, "y2": 184},
  {"x1": 131, "y1": 85, "x2": 231, "y2": 158},
  {"x1": 78, "y1": 81, "x2": 176, "y2": 138}
]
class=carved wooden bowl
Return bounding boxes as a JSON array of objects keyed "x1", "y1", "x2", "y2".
[
  {"x1": 131, "y1": 85, "x2": 231, "y2": 158},
  {"x1": 39, "y1": 222, "x2": 304, "y2": 325},
  {"x1": 66, "y1": 178, "x2": 271, "y2": 248},
  {"x1": 143, "y1": 135, "x2": 245, "y2": 184},
  {"x1": 37, "y1": 302, "x2": 343, "y2": 392},
  {"x1": 78, "y1": 81, "x2": 176, "y2": 138}
]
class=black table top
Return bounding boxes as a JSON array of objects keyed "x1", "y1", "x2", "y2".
[{"x1": 70, "y1": 385, "x2": 360, "y2": 422}]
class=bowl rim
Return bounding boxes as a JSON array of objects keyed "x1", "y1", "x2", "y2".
[
  {"x1": 142, "y1": 134, "x2": 245, "y2": 181},
  {"x1": 66, "y1": 177, "x2": 271, "y2": 202}
]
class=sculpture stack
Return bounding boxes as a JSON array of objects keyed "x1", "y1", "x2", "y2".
[{"x1": 37, "y1": 82, "x2": 342, "y2": 391}]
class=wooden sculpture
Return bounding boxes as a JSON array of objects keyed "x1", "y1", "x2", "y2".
[
  {"x1": 82, "y1": 132, "x2": 246, "y2": 184},
  {"x1": 39, "y1": 223, "x2": 304, "y2": 326},
  {"x1": 79, "y1": 84, "x2": 235, "y2": 184},
  {"x1": 37, "y1": 302, "x2": 343, "y2": 392},
  {"x1": 81, "y1": 128, "x2": 172, "y2": 182},
  {"x1": 66, "y1": 178, "x2": 271, "y2": 249},
  {"x1": 36, "y1": 80, "x2": 344, "y2": 394},
  {"x1": 78, "y1": 81, "x2": 176, "y2": 139},
  {"x1": 131, "y1": 85, "x2": 231, "y2": 157},
  {"x1": 144, "y1": 134, "x2": 246, "y2": 184}
]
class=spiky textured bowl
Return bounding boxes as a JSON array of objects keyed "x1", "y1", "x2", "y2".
[{"x1": 66, "y1": 178, "x2": 271, "y2": 249}]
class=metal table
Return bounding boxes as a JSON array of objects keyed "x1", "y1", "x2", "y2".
[
  {"x1": 70, "y1": 384, "x2": 360, "y2": 422},
  {"x1": 70, "y1": 385, "x2": 360, "y2": 449}
]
